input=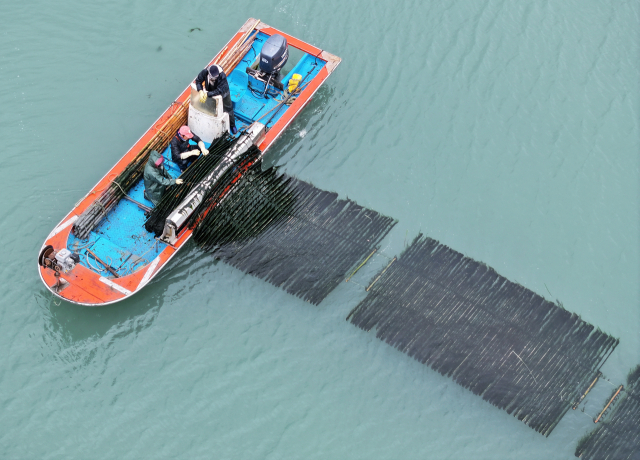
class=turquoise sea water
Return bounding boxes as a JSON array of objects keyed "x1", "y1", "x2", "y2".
[{"x1": 1, "y1": 1, "x2": 638, "y2": 458}]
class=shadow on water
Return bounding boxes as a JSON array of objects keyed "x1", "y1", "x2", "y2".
[
  {"x1": 38, "y1": 289, "x2": 160, "y2": 345},
  {"x1": 262, "y1": 85, "x2": 335, "y2": 169}
]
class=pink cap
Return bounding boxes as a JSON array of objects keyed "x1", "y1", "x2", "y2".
[{"x1": 179, "y1": 126, "x2": 194, "y2": 139}]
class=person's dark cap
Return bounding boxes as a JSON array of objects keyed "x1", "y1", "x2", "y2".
[{"x1": 208, "y1": 65, "x2": 219, "y2": 79}]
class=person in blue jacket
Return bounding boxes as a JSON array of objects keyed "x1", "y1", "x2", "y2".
[{"x1": 195, "y1": 65, "x2": 237, "y2": 134}]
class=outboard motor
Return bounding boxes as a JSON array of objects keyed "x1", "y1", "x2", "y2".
[
  {"x1": 39, "y1": 245, "x2": 80, "y2": 274},
  {"x1": 38, "y1": 245, "x2": 80, "y2": 292},
  {"x1": 259, "y1": 34, "x2": 288, "y2": 76},
  {"x1": 246, "y1": 34, "x2": 289, "y2": 97}
]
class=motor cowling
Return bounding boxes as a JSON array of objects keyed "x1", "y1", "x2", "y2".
[
  {"x1": 39, "y1": 245, "x2": 80, "y2": 274},
  {"x1": 259, "y1": 34, "x2": 288, "y2": 75}
]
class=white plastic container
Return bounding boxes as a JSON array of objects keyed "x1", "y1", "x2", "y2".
[{"x1": 187, "y1": 83, "x2": 230, "y2": 143}]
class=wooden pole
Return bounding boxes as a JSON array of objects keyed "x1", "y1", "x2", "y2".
[
  {"x1": 225, "y1": 30, "x2": 260, "y2": 71},
  {"x1": 86, "y1": 249, "x2": 120, "y2": 278},
  {"x1": 594, "y1": 385, "x2": 624, "y2": 423}
]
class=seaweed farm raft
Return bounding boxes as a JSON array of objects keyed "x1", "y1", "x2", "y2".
[
  {"x1": 347, "y1": 235, "x2": 619, "y2": 436},
  {"x1": 189, "y1": 163, "x2": 397, "y2": 305}
]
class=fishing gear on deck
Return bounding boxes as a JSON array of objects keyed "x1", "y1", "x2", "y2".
[
  {"x1": 264, "y1": 65, "x2": 317, "y2": 125},
  {"x1": 144, "y1": 134, "x2": 236, "y2": 237},
  {"x1": 86, "y1": 248, "x2": 119, "y2": 278}
]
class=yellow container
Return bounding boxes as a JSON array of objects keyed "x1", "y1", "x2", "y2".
[{"x1": 288, "y1": 74, "x2": 302, "y2": 93}]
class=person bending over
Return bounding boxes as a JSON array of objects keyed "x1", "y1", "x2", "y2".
[
  {"x1": 195, "y1": 65, "x2": 237, "y2": 134},
  {"x1": 144, "y1": 150, "x2": 183, "y2": 206}
]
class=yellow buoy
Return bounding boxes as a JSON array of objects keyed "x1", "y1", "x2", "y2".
[{"x1": 288, "y1": 74, "x2": 302, "y2": 93}]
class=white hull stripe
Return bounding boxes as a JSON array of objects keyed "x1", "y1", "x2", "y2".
[
  {"x1": 47, "y1": 215, "x2": 78, "y2": 240},
  {"x1": 137, "y1": 256, "x2": 161, "y2": 290},
  {"x1": 99, "y1": 277, "x2": 133, "y2": 296}
]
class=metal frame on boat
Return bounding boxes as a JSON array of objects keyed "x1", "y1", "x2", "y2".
[{"x1": 38, "y1": 18, "x2": 341, "y2": 306}]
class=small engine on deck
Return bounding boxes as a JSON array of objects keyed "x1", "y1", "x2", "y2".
[
  {"x1": 39, "y1": 246, "x2": 80, "y2": 274},
  {"x1": 246, "y1": 34, "x2": 289, "y2": 96}
]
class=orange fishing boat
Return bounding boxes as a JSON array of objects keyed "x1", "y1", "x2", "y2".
[{"x1": 38, "y1": 18, "x2": 341, "y2": 306}]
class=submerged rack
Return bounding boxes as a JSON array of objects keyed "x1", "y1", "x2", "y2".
[{"x1": 347, "y1": 235, "x2": 619, "y2": 436}]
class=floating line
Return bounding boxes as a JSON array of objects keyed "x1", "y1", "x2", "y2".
[
  {"x1": 510, "y1": 351, "x2": 539, "y2": 385},
  {"x1": 345, "y1": 249, "x2": 377, "y2": 283}
]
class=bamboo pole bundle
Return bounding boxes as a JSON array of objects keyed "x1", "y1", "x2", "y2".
[{"x1": 73, "y1": 99, "x2": 190, "y2": 240}]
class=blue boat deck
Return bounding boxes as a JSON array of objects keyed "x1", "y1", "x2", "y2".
[
  {"x1": 67, "y1": 146, "x2": 182, "y2": 277},
  {"x1": 67, "y1": 35, "x2": 327, "y2": 278},
  {"x1": 228, "y1": 32, "x2": 325, "y2": 127}
]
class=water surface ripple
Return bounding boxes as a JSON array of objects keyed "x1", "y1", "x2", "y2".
[{"x1": 1, "y1": 0, "x2": 638, "y2": 458}]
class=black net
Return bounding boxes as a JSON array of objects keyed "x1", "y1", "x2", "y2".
[
  {"x1": 347, "y1": 235, "x2": 619, "y2": 436},
  {"x1": 192, "y1": 164, "x2": 397, "y2": 305},
  {"x1": 144, "y1": 135, "x2": 236, "y2": 236}
]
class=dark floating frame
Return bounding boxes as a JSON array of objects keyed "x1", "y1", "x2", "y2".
[{"x1": 347, "y1": 235, "x2": 618, "y2": 436}]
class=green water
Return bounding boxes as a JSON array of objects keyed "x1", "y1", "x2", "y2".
[{"x1": 1, "y1": 1, "x2": 638, "y2": 458}]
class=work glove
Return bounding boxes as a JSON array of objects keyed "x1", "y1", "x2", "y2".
[
  {"x1": 180, "y1": 150, "x2": 201, "y2": 159},
  {"x1": 175, "y1": 179, "x2": 184, "y2": 185},
  {"x1": 199, "y1": 90, "x2": 207, "y2": 103},
  {"x1": 198, "y1": 142, "x2": 208, "y2": 156}
]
